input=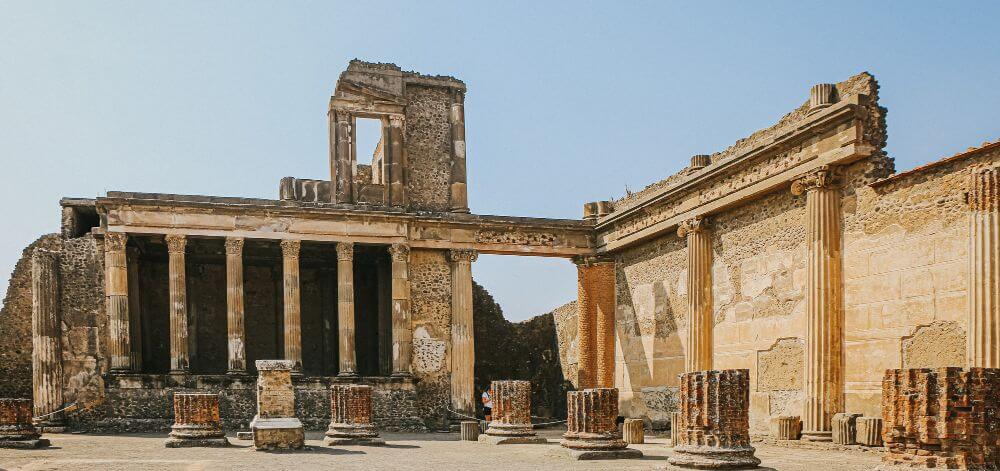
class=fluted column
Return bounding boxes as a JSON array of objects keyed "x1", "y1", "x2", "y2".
[
  {"x1": 165, "y1": 234, "x2": 189, "y2": 374},
  {"x1": 337, "y1": 242, "x2": 357, "y2": 377},
  {"x1": 389, "y1": 244, "x2": 412, "y2": 377},
  {"x1": 968, "y1": 166, "x2": 1000, "y2": 367},
  {"x1": 334, "y1": 111, "x2": 353, "y2": 204},
  {"x1": 574, "y1": 256, "x2": 616, "y2": 389},
  {"x1": 678, "y1": 217, "x2": 713, "y2": 373},
  {"x1": 791, "y1": 165, "x2": 845, "y2": 441},
  {"x1": 448, "y1": 91, "x2": 469, "y2": 213},
  {"x1": 31, "y1": 249, "x2": 63, "y2": 426},
  {"x1": 125, "y1": 246, "x2": 143, "y2": 371},
  {"x1": 387, "y1": 115, "x2": 407, "y2": 208},
  {"x1": 105, "y1": 232, "x2": 132, "y2": 372},
  {"x1": 280, "y1": 240, "x2": 302, "y2": 372},
  {"x1": 449, "y1": 249, "x2": 477, "y2": 415},
  {"x1": 225, "y1": 237, "x2": 246, "y2": 373}
]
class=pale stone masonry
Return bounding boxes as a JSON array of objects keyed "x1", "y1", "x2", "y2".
[
  {"x1": 165, "y1": 234, "x2": 189, "y2": 374},
  {"x1": 30, "y1": 249, "x2": 63, "y2": 429},
  {"x1": 678, "y1": 216, "x2": 713, "y2": 373},
  {"x1": 224, "y1": 237, "x2": 246, "y2": 373},
  {"x1": 448, "y1": 249, "x2": 476, "y2": 415},
  {"x1": 279, "y1": 240, "x2": 302, "y2": 372},
  {"x1": 104, "y1": 232, "x2": 131, "y2": 372},
  {"x1": 967, "y1": 166, "x2": 1000, "y2": 368},
  {"x1": 251, "y1": 360, "x2": 304, "y2": 450},
  {"x1": 336, "y1": 242, "x2": 357, "y2": 378}
]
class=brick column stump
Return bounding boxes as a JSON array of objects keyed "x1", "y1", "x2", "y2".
[
  {"x1": 250, "y1": 360, "x2": 304, "y2": 451},
  {"x1": 623, "y1": 418, "x2": 644, "y2": 444},
  {"x1": 832, "y1": 412, "x2": 861, "y2": 445},
  {"x1": 879, "y1": 367, "x2": 1000, "y2": 470},
  {"x1": 561, "y1": 388, "x2": 642, "y2": 460},
  {"x1": 668, "y1": 370, "x2": 761, "y2": 470},
  {"x1": 325, "y1": 384, "x2": 384, "y2": 446},
  {"x1": 165, "y1": 393, "x2": 229, "y2": 448},
  {"x1": 770, "y1": 416, "x2": 801, "y2": 440},
  {"x1": 856, "y1": 417, "x2": 882, "y2": 447},
  {"x1": 478, "y1": 380, "x2": 547, "y2": 445},
  {"x1": 460, "y1": 421, "x2": 480, "y2": 441},
  {"x1": 0, "y1": 399, "x2": 49, "y2": 449}
]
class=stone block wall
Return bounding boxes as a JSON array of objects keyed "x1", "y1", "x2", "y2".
[
  {"x1": 405, "y1": 86, "x2": 455, "y2": 212},
  {"x1": 408, "y1": 249, "x2": 453, "y2": 428}
]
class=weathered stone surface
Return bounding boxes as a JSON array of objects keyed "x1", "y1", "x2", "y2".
[
  {"x1": 165, "y1": 393, "x2": 229, "y2": 448},
  {"x1": 459, "y1": 420, "x2": 479, "y2": 441},
  {"x1": 856, "y1": 416, "x2": 882, "y2": 447},
  {"x1": 831, "y1": 412, "x2": 861, "y2": 445},
  {"x1": 770, "y1": 416, "x2": 801, "y2": 440},
  {"x1": 480, "y1": 380, "x2": 546, "y2": 445},
  {"x1": 623, "y1": 418, "x2": 644, "y2": 444},
  {"x1": 879, "y1": 368, "x2": 1000, "y2": 470},
  {"x1": 0, "y1": 398, "x2": 49, "y2": 449},
  {"x1": 251, "y1": 360, "x2": 304, "y2": 451},
  {"x1": 669, "y1": 370, "x2": 760, "y2": 469},
  {"x1": 561, "y1": 388, "x2": 640, "y2": 459},
  {"x1": 325, "y1": 384, "x2": 383, "y2": 446}
]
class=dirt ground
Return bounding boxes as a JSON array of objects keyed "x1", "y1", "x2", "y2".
[{"x1": 1, "y1": 428, "x2": 882, "y2": 471}]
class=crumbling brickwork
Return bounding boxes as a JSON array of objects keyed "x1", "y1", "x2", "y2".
[
  {"x1": 671, "y1": 369, "x2": 760, "y2": 469},
  {"x1": 881, "y1": 368, "x2": 1000, "y2": 469}
]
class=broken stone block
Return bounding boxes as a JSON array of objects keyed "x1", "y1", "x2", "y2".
[
  {"x1": 478, "y1": 380, "x2": 547, "y2": 445},
  {"x1": 250, "y1": 360, "x2": 304, "y2": 451},
  {"x1": 668, "y1": 370, "x2": 760, "y2": 470},
  {"x1": 0, "y1": 399, "x2": 50, "y2": 449},
  {"x1": 831, "y1": 412, "x2": 861, "y2": 445},
  {"x1": 165, "y1": 393, "x2": 229, "y2": 448},
  {"x1": 325, "y1": 384, "x2": 383, "y2": 446},
  {"x1": 561, "y1": 388, "x2": 642, "y2": 460}
]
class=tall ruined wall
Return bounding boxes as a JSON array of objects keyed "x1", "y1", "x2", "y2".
[
  {"x1": 404, "y1": 85, "x2": 456, "y2": 212},
  {"x1": 408, "y1": 249, "x2": 453, "y2": 428},
  {"x1": 473, "y1": 281, "x2": 570, "y2": 419},
  {"x1": 0, "y1": 234, "x2": 61, "y2": 398}
]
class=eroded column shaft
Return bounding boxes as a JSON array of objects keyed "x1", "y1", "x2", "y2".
[
  {"x1": 226, "y1": 238, "x2": 246, "y2": 373},
  {"x1": 337, "y1": 242, "x2": 357, "y2": 376},
  {"x1": 388, "y1": 115, "x2": 406, "y2": 208},
  {"x1": 448, "y1": 92, "x2": 469, "y2": 213},
  {"x1": 575, "y1": 258, "x2": 616, "y2": 389},
  {"x1": 792, "y1": 166, "x2": 845, "y2": 440},
  {"x1": 968, "y1": 167, "x2": 1000, "y2": 367},
  {"x1": 334, "y1": 111, "x2": 353, "y2": 204},
  {"x1": 389, "y1": 244, "x2": 412, "y2": 376},
  {"x1": 484, "y1": 380, "x2": 535, "y2": 437},
  {"x1": 126, "y1": 246, "x2": 143, "y2": 372},
  {"x1": 449, "y1": 249, "x2": 477, "y2": 415},
  {"x1": 31, "y1": 249, "x2": 63, "y2": 422},
  {"x1": 679, "y1": 218, "x2": 713, "y2": 372},
  {"x1": 670, "y1": 369, "x2": 760, "y2": 469},
  {"x1": 105, "y1": 232, "x2": 132, "y2": 371},
  {"x1": 166, "y1": 234, "x2": 189, "y2": 373},
  {"x1": 563, "y1": 388, "x2": 626, "y2": 451},
  {"x1": 280, "y1": 240, "x2": 302, "y2": 371}
]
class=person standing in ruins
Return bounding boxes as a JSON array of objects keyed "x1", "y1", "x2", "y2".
[{"x1": 481, "y1": 385, "x2": 493, "y2": 422}]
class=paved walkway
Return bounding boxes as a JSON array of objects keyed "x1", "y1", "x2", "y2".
[{"x1": 1, "y1": 429, "x2": 882, "y2": 471}]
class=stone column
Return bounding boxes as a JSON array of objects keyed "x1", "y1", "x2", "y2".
[
  {"x1": 126, "y1": 246, "x2": 143, "y2": 372},
  {"x1": 791, "y1": 165, "x2": 845, "y2": 441},
  {"x1": 562, "y1": 388, "x2": 641, "y2": 460},
  {"x1": 387, "y1": 115, "x2": 407, "y2": 208},
  {"x1": 105, "y1": 232, "x2": 133, "y2": 372},
  {"x1": 622, "y1": 418, "x2": 644, "y2": 445},
  {"x1": 678, "y1": 217, "x2": 713, "y2": 373},
  {"x1": 479, "y1": 380, "x2": 546, "y2": 445},
  {"x1": 280, "y1": 240, "x2": 302, "y2": 372},
  {"x1": 881, "y1": 368, "x2": 1000, "y2": 469},
  {"x1": 574, "y1": 256, "x2": 616, "y2": 389},
  {"x1": 31, "y1": 249, "x2": 64, "y2": 429},
  {"x1": 448, "y1": 90, "x2": 469, "y2": 213},
  {"x1": 832, "y1": 412, "x2": 861, "y2": 445},
  {"x1": 165, "y1": 234, "x2": 189, "y2": 373},
  {"x1": 770, "y1": 416, "x2": 801, "y2": 440},
  {"x1": 250, "y1": 360, "x2": 305, "y2": 450},
  {"x1": 967, "y1": 166, "x2": 1000, "y2": 368},
  {"x1": 165, "y1": 393, "x2": 229, "y2": 448},
  {"x1": 669, "y1": 369, "x2": 760, "y2": 469},
  {"x1": 389, "y1": 244, "x2": 412, "y2": 377},
  {"x1": 856, "y1": 417, "x2": 882, "y2": 447},
  {"x1": 225, "y1": 237, "x2": 247, "y2": 373},
  {"x1": 449, "y1": 249, "x2": 477, "y2": 415},
  {"x1": 333, "y1": 111, "x2": 353, "y2": 204},
  {"x1": 0, "y1": 398, "x2": 49, "y2": 449},
  {"x1": 325, "y1": 384, "x2": 383, "y2": 446},
  {"x1": 337, "y1": 242, "x2": 357, "y2": 378}
]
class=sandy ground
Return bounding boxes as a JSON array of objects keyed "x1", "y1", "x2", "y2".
[{"x1": 0, "y1": 428, "x2": 881, "y2": 471}]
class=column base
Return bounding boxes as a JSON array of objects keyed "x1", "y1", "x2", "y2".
[
  {"x1": 478, "y1": 434, "x2": 548, "y2": 445},
  {"x1": 336, "y1": 372, "x2": 359, "y2": 380},
  {"x1": 0, "y1": 438, "x2": 50, "y2": 449},
  {"x1": 668, "y1": 444, "x2": 761, "y2": 470},
  {"x1": 561, "y1": 447, "x2": 643, "y2": 460},
  {"x1": 165, "y1": 436, "x2": 230, "y2": 448},
  {"x1": 324, "y1": 436, "x2": 385, "y2": 446},
  {"x1": 800, "y1": 430, "x2": 833, "y2": 442},
  {"x1": 250, "y1": 416, "x2": 305, "y2": 451},
  {"x1": 390, "y1": 372, "x2": 411, "y2": 379}
]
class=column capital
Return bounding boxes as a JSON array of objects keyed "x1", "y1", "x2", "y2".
[
  {"x1": 164, "y1": 234, "x2": 187, "y2": 254},
  {"x1": 388, "y1": 114, "x2": 405, "y2": 127},
  {"x1": 448, "y1": 249, "x2": 478, "y2": 263},
  {"x1": 225, "y1": 237, "x2": 245, "y2": 255},
  {"x1": 572, "y1": 254, "x2": 614, "y2": 267},
  {"x1": 105, "y1": 232, "x2": 128, "y2": 253},
  {"x1": 389, "y1": 243, "x2": 410, "y2": 262},
  {"x1": 966, "y1": 165, "x2": 1000, "y2": 212},
  {"x1": 791, "y1": 165, "x2": 843, "y2": 196},
  {"x1": 336, "y1": 242, "x2": 354, "y2": 261},
  {"x1": 280, "y1": 239, "x2": 301, "y2": 259},
  {"x1": 335, "y1": 110, "x2": 352, "y2": 123},
  {"x1": 677, "y1": 216, "x2": 710, "y2": 238}
]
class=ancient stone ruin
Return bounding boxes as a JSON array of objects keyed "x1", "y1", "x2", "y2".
[
  {"x1": 479, "y1": 380, "x2": 546, "y2": 445},
  {"x1": 325, "y1": 384, "x2": 383, "y2": 446},
  {"x1": 251, "y1": 360, "x2": 305, "y2": 450},
  {"x1": 561, "y1": 387, "x2": 641, "y2": 460},
  {"x1": 0, "y1": 398, "x2": 49, "y2": 449},
  {"x1": 165, "y1": 393, "x2": 229, "y2": 448},
  {"x1": 669, "y1": 370, "x2": 760, "y2": 469}
]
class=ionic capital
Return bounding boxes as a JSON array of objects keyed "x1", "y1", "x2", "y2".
[
  {"x1": 389, "y1": 243, "x2": 410, "y2": 262},
  {"x1": 164, "y1": 234, "x2": 187, "y2": 254},
  {"x1": 966, "y1": 166, "x2": 1000, "y2": 212},
  {"x1": 336, "y1": 242, "x2": 354, "y2": 261},
  {"x1": 677, "y1": 216, "x2": 710, "y2": 238},
  {"x1": 448, "y1": 249, "x2": 478, "y2": 263},
  {"x1": 791, "y1": 165, "x2": 843, "y2": 196},
  {"x1": 225, "y1": 237, "x2": 245, "y2": 255},
  {"x1": 105, "y1": 232, "x2": 128, "y2": 253},
  {"x1": 572, "y1": 254, "x2": 614, "y2": 267},
  {"x1": 280, "y1": 239, "x2": 301, "y2": 259}
]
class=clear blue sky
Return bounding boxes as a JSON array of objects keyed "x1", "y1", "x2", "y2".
[{"x1": 2, "y1": 1, "x2": 998, "y2": 321}]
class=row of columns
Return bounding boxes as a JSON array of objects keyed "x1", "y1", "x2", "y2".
[{"x1": 104, "y1": 234, "x2": 414, "y2": 377}]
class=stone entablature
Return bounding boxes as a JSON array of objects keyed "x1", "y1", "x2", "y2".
[
  {"x1": 595, "y1": 73, "x2": 885, "y2": 252},
  {"x1": 96, "y1": 192, "x2": 594, "y2": 257}
]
